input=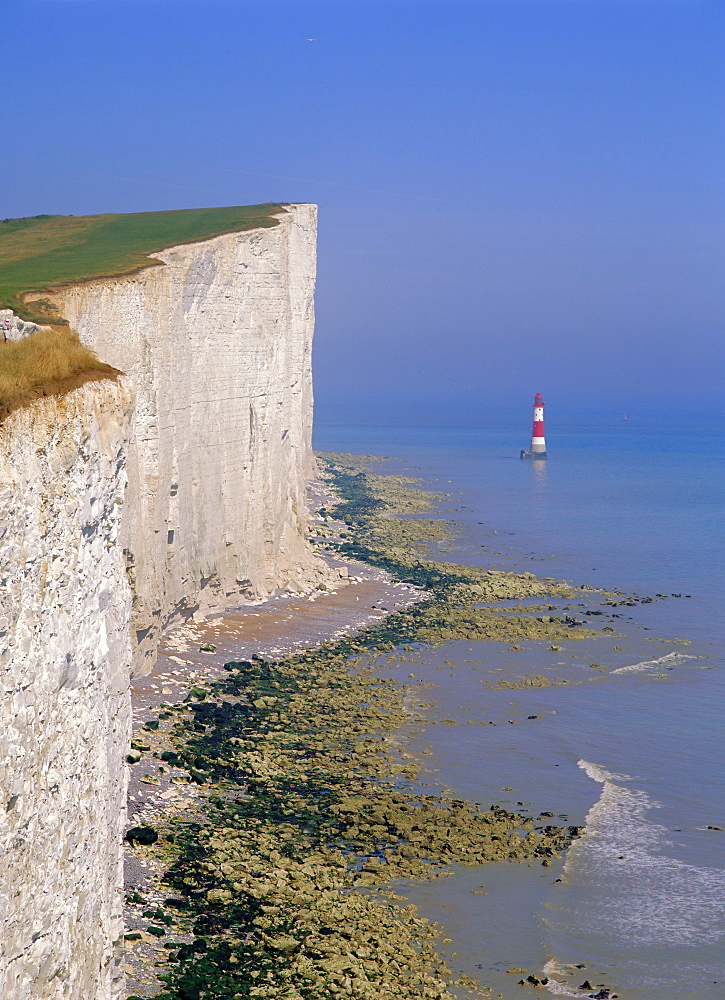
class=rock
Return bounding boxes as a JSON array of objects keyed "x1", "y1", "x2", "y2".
[
  {"x1": 125, "y1": 825, "x2": 159, "y2": 846},
  {"x1": 199, "y1": 642, "x2": 217, "y2": 653},
  {"x1": 206, "y1": 888, "x2": 232, "y2": 903},
  {"x1": 263, "y1": 934, "x2": 299, "y2": 953}
]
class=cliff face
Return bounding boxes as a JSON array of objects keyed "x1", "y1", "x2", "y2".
[
  {"x1": 52, "y1": 204, "x2": 330, "y2": 673},
  {"x1": 0, "y1": 380, "x2": 133, "y2": 999},
  {"x1": 0, "y1": 204, "x2": 329, "y2": 997}
]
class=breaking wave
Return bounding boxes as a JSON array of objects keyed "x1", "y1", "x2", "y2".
[
  {"x1": 541, "y1": 960, "x2": 603, "y2": 997},
  {"x1": 611, "y1": 650, "x2": 697, "y2": 674},
  {"x1": 559, "y1": 760, "x2": 725, "y2": 947}
]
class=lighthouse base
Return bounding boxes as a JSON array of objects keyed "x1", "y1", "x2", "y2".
[{"x1": 520, "y1": 449, "x2": 547, "y2": 460}]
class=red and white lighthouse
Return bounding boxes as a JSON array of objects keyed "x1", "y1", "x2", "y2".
[{"x1": 520, "y1": 392, "x2": 547, "y2": 459}]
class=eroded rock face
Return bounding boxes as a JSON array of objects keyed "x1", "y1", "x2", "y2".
[
  {"x1": 52, "y1": 204, "x2": 331, "y2": 673},
  {"x1": 0, "y1": 380, "x2": 134, "y2": 1000}
]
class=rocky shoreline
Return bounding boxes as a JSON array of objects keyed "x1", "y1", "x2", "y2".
[{"x1": 120, "y1": 456, "x2": 606, "y2": 1000}]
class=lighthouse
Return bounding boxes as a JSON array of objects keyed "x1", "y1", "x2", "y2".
[{"x1": 520, "y1": 392, "x2": 547, "y2": 459}]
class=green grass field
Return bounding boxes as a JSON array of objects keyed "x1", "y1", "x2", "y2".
[{"x1": 0, "y1": 204, "x2": 285, "y2": 324}]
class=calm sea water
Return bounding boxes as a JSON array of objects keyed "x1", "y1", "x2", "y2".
[{"x1": 313, "y1": 411, "x2": 725, "y2": 1000}]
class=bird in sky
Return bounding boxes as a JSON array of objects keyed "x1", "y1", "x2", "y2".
[{"x1": 305, "y1": 38, "x2": 317, "y2": 42}]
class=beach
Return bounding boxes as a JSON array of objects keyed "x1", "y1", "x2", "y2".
[
  {"x1": 121, "y1": 458, "x2": 593, "y2": 1000},
  {"x1": 123, "y1": 495, "x2": 426, "y2": 996},
  {"x1": 121, "y1": 421, "x2": 725, "y2": 1000}
]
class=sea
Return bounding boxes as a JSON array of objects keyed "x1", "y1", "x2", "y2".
[{"x1": 313, "y1": 408, "x2": 725, "y2": 1000}]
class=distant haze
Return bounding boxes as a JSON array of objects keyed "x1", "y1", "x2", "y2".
[{"x1": 4, "y1": 0, "x2": 723, "y2": 420}]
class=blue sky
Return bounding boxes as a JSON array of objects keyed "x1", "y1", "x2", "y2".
[{"x1": 3, "y1": 0, "x2": 723, "y2": 418}]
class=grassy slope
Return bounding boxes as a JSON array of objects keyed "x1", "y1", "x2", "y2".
[
  {"x1": 0, "y1": 204, "x2": 285, "y2": 324},
  {"x1": 0, "y1": 329, "x2": 116, "y2": 416}
]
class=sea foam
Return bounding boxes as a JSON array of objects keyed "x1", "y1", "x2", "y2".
[
  {"x1": 560, "y1": 760, "x2": 725, "y2": 947},
  {"x1": 538, "y1": 763, "x2": 725, "y2": 996},
  {"x1": 541, "y1": 959, "x2": 604, "y2": 998},
  {"x1": 611, "y1": 650, "x2": 697, "y2": 674}
]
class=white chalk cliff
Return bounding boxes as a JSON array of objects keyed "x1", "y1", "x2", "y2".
[
  {"x1": 0, "y1": 204, "x2": 331, "y2": 997},
  {"x1": 0, "y1": 380, "x2": 133, "y2": 999},
  {"x1": 50, "y1": 203, "x2": 330, "y2": 673}
]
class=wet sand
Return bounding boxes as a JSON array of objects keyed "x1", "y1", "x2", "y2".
[{"x1": 129, "y1": 559, "x2": 422, "y2": 728}]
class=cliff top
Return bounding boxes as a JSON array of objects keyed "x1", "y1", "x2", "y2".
[
  {"x1": 0, "y1": 203, "x2": 287, "y2": 422},
  {"x1": 0, "y1": 203, "x2": 286, "y2": 325}
]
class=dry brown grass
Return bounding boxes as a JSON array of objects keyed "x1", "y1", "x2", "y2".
[{"x1": 0, "y1": 329, "x2": 116, "y2": 417}]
